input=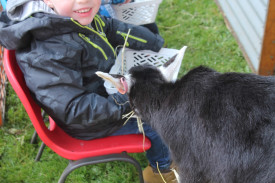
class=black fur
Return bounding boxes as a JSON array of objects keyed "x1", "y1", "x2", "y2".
[{"x1": 128, "y1": 65, "x2": 275, "y2": 183}]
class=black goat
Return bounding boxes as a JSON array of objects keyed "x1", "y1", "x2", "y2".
[{"x1": 96, "y1": 47, "x2": 275, "y2": 183}]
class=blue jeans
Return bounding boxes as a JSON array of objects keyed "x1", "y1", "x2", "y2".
[{"x1": 111, "y1": 118, "x2": 171, "y2": 171}]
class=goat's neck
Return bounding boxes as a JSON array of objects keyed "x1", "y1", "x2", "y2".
[{"x1": 129, "y1": 83, "x2": 171, "y2": 121}]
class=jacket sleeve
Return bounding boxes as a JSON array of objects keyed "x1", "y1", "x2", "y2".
[
  {"x1": 16, "y1": 38, "x2": 131, "y2": 132},
  {"x1": 100, "y1": 16, "x2": 164, "y2": 52}
]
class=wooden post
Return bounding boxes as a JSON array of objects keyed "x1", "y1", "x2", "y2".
[
  {"x1": 259, "y1": 0, "x2": 275, "y2": 75},
  {"x1": 0, "y1": 47, "x2": 3, "y2": 126},
  {"x1": 0, "y1": 2, "x2": 3, "y2": 126}
]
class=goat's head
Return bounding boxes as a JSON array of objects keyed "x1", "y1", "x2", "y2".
[{"x1": 96, "y1": 46, "x2": 187, "y2": 94}]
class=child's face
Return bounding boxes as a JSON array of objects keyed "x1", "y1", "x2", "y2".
[{"x1": 43, "y1": 0, "x2": 101, "y2": 25}]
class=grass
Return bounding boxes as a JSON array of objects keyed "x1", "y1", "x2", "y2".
[{"x1": 0, "y1": 0, "x2": 250, "y2": 182}]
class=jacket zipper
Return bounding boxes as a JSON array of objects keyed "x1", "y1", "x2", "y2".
[
  {"x1": 79, "y1": 33, "x2": 108, "y2": 60},
  {"x1": 94, "y1": 15, "x2": 105, "y2": 33},
  {"x1": 71, "y1": 18, "x2": 116, "y2": 57}
]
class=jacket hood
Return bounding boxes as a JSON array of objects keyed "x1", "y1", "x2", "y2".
[
  {"x1": 6, "y1": 0, "x2": 55, "y2": 21},
  {"x1": 0, "y1": 11, "x2": 95, "y2": 50},
  {"x1": 0, "y1": 0, "x2": 94, "y2": 50}
]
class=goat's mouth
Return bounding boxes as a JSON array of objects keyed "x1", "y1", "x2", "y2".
[{"x1": 95, "y1": 72, "x2": 128, "y2": 94}]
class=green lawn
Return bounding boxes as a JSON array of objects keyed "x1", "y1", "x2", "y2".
[{"x1": 0, "y1": 0, "x2": 250, "y2": 182}]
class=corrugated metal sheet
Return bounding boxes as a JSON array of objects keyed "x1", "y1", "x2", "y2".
[{"x1": 215, "y1": 0, "x2": 269, "y2": 72}]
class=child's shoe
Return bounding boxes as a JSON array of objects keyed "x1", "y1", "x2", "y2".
[{"x1": 143, "y1": 164, "x2": 178, "y2": 183}]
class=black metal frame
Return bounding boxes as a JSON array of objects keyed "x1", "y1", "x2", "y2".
[
  {"x1": 30, "y1": 110, "x2": 47, "y2": 161},
  {"x1": 30, "y1": 111, "x2": 145, "y2": 183},
  {"x1": 59, "y1": 152, "x2": 144, "y2": 183}
]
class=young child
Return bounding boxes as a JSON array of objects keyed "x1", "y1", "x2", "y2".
[{"x1": 0, "y1": 0, "x2": 177, "y2": 182}]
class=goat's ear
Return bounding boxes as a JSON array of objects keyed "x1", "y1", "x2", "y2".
[
  {"x1": 95, "y1": 72, "x2": 128, "y2": 94},
  {"x1": 159, "y1": 46, "x2": 187, "y2": 82}
]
